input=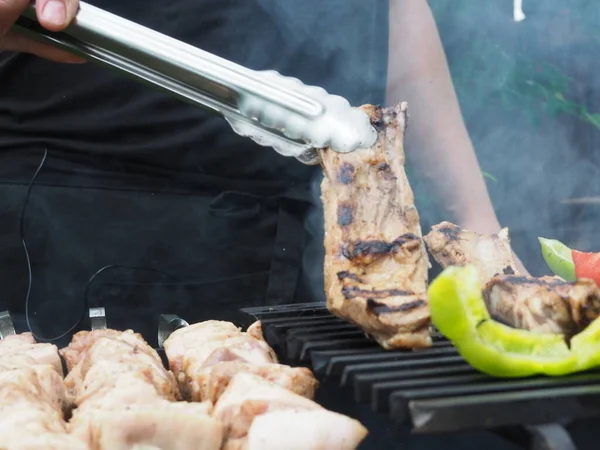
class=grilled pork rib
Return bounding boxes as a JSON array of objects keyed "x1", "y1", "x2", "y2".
[
  {"x1": 424, "y1": 221, "x2": 520, "y2": 285},
  {"x1": 320, "y1": 103, "x2": 431, "y2": 349},
  {"x1": 62, "y1": 329, "x2": 223, "y2": 450},
  {"x1": 425, "y1": 221, "x2": 600, "y2": 335},
  {"x1": 163, "y1": 320, "x2": 318, "y2": 402}
]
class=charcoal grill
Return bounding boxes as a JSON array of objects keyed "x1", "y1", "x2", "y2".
[{"x1": 231, "y1": 302, "x2": 600, "y2": 450}]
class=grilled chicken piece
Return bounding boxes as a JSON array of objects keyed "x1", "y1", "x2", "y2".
[
  {"x1": 164, "y1": 320, "x2": 318, "y2": 402},
  {"x1": 484, "y1": 275, "x2": 600, "y2": 335},
  {"x1": 320, "y1": 103, "x2": 431, "y2": 350},
  {"x1": 0, "y1": 333, "x2": 88, "y2": 450},
  {"x1": 424, "y1": 221, "x2": 520, "y2": 285},
  {"x1": 214, "y1": 373, "x2": 367, "y2": 450},
  {"x1": 62, "y1": 329, "x2": 223, "y2": 450},
  {"x1": 190, "y1": 360, "x2": 318, "y2": 404}
]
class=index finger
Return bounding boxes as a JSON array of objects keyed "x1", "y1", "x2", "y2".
[
  {"x1": 35, "y1": 0, "x2": 79, "y2": 31},
  {"x1": 0, "y1": 0, "x2": 30, "y2": 37}
]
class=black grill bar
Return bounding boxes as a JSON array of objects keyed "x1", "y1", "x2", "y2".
[
  {"x1": 409, "y1": 383, "x2": 600, "y2": 433},
  {"x1": 241, "y1": 302, "x2": 600, "y2": 449}
]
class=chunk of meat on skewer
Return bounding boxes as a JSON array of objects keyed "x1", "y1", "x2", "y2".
[
  {"x1": 62, "y1": 329, "x2": 223, "y2": 450},
  {"x1": 320, "y1": 103, "x2": 431, "y2": 350},
  {"x1": 0, "y1": 332, "x2": 64, "y2": 375},
  {"x1": 60, "y1": 328, "x2": 161, "y2": 372},
  {"x1": 0, "y1": 333, "x2": 88, "y2": 449},
  {"x1": 163, "y1": 320, "x2": 318, "y2": 402},
  {"x1": 213, "y1": 373, "x2": 367, "y2": 450},
  {"x1": 189, "y1": 359, "x2": 318, "y2": 404},
  {"x1": 63, "y1": 333, "x2": 180, "y2": 404},
  {"x1": 70, "y1": 401, "x2": 223, "y2": 450},
  {"x1": 224, "y1": 409, "x2": 369, "y2": 450}
]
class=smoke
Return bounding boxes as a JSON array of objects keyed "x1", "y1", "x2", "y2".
[
  {"x1": 301, "y1": 0, "x2": 600, "y2": 300},
  {"x1": 301, "y1": 170, "x2": 326, "y2": 304},
  {"x1": 420, "y1": 0, "x2": 600, "y2": 275}
]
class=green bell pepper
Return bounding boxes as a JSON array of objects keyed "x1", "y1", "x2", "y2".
[
  {"x1": 571, "y1": 315, "x2": 600, "y2": 371},
  {"x1": 538, "y1": 237, "x2": 576, "y2": 281},
  {"x1": 466, "y1": 320, "x2": 576, "y2": 377},
  {"x1": 428, "y1": 265, "x2": 598, "y2": 378},
  {"x1": 428, "y1": 265, "x2": 489, "y2": 340},
  {"x1": 539, "y1": 236, "x2": 600, "y2": 286}
]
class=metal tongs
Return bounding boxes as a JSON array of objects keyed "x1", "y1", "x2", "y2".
[{"x1": 13, "y1": 2, "x2": 377, "y2": 164}]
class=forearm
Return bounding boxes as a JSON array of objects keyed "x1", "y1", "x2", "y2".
[{"x1": 386, "y1": 0, "x2": 500, "y2": 234}]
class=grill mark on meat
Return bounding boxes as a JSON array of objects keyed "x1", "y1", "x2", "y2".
[
  {"x1": 342, "y1": 286, "x2": 414, "y2": 300},
  {"x1": 578, "y1": 302, "x2": 595, "y2": 328},
  {"x1": 336, "y1": 271, "x2": 363, "y2": 283},
  {"x1": 503, "y1": 266, "x2": 515, "y2": 275},
  {"x1": 337, "y1": 163, "x2": 355, "y2": 185},
  {"x1": 368, "y1": 106, "x2": 399, "y2": 132},
  {"x1": 502, "y1": 275, "x2": 568, "y2": 288},
  {"x1": 366, "y1": 298, "x2": 426, "y2": 315},
  {"x1": 341, "y1": 234, "x2": 420, "y2": 263},
  {"x1": 337, "y1": 203, "x2": 353, "y2": 227},
  {"x1": 437, "y1": 225, "x2": 461, "y2": 241},
  {"x1": 376, "y1": 162, "x2": 396, "y2": 181},
  {"x1": 369, "y1": 107, "x2": 385, "y2": 131},
  {"x1": 342, "y1": 241, "x2": 391, "y2": 260}
]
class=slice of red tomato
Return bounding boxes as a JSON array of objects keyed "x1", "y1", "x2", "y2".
[{"x1": 572, "y1": 250, "x2": 600, "y2": 285}]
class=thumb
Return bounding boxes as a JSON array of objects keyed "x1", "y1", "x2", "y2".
[{"x1": 35, "y1": 0, "x2": 80, "y2": 31}]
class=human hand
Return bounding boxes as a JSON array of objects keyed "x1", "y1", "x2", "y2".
[{"x1": 1, "y1": 0, "x2": 83, "y2": 63}]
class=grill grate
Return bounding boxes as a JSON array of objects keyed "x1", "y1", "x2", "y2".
[{"x1": 240, "y1": 302, "x2": 600, "y2": 443}]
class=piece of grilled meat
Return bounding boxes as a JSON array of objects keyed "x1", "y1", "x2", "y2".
[
  {"x1": 425, "y1": 221, "x2": 600, "y2": 335},
  {"x1": 484, "y1": 275, "x2": 600, "y2": 336},
  {"x1": 320, "y1": 103, "x2": 431, "y2": 350},
  {"x1": 424, "y1": 221, "x2": 520, "y2": 285}
]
